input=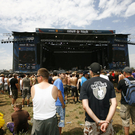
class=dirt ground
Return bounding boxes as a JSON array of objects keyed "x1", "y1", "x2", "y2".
[{"x1": 0, "y1": 89, "x2": 135, "y2": 135}]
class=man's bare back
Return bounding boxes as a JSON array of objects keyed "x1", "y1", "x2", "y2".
[
  {"x1": 62, "y1": 74, "x2": 67, "y2": 85},
  {"x1": 70, "y1": 75, "x2": 77, "y2": 87}
]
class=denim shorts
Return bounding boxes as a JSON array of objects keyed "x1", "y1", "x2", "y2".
[{"x1": 56, "y1": 106, "x2": 65, "y2": 127}]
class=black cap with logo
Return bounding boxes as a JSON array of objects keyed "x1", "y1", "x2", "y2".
[{"x1": 89, "y1": 62, "x2": 101, "y2": 74}]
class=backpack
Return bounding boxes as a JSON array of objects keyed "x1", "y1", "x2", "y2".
[{"x1": 122, "y1": 78, "x2": 135, "y2": 105}]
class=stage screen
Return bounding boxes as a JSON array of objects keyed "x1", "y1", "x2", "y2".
[
  {"x1": 113, "y1": 50, "x2": 125, "y2": 62},
  {"x1": 19, "y1": 51, "x2": 35, "y2": 64}
]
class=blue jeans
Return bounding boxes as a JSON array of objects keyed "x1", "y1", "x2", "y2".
[{"x1": 56, "y1": 106, "x2": 65, "y2": 127}]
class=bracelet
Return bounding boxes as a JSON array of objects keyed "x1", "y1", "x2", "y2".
[
  {"x1": 97, "y1": 120, "x2": 101, "y2": 125},
  {"x1": 105, "y1": 121, "x2": 109, "y2": 124}
]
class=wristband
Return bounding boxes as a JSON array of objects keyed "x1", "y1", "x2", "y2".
[
  {"x1": 97, "y1": 120, "x2": 101, "y2": 125},
  {"x1": 105, "y1": 121, "x2": 109, "y2": 124}
]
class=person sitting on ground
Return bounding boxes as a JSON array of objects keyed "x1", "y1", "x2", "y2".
[{"x1": 7, "y1": 102, "x2": 31, "y2": 134}]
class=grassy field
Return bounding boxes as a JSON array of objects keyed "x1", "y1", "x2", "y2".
[{"x1": 0, "y1": 90, "x2": 135, "y2": 135}]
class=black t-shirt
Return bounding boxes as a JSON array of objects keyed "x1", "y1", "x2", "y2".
[
  {"x1": 10, "y1": 78, "x2": 18, "y2": 90},
  {"x1": 108, "y1": 75, "x2": 113, "y2": 82},
  {"x1": 115, "y1": 75, "x2": 119, "y2": 83},
  {"x1": 117, "y1": 77, "x2": 135, "y2": 104},
  {"x1": 48, "y1": 76, "x2": 53, "y2": 84},
  {"x1": 80, "y1": 77, "x2": 116, "y2": 122}
]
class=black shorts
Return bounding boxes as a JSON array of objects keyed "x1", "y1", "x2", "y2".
[
  {"x1": 71, "y1": 86, "x2": 78, "y2": 97},
  {"x1": 64, "y1": 85, "x2": 68, "y2": 95}
]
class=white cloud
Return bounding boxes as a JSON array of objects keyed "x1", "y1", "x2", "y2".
[
  {"x1": 0, "y1": 0, "x2": 98, "y2": 31},
  {"x1": 97, "y1": 0, "x2": 133, "y2": 20},
  {"x1": 125, "y1": 2, "x2": 135, "y2": 17},
  {"x1": 112, "y1": 20, "x2": 120, "y2": 23},
  {"x1": 0, "y1": 0, "x2": 134, "y2": 32},
  {"x1": 99, "y1": 0, "x2": 108, "y2": 9}
]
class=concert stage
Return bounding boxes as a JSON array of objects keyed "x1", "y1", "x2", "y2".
[{"x1": 11, "y1": 28, "x2": 129, "y2": 72}]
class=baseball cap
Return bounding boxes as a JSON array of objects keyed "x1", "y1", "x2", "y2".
[
  {"x1": 89, "y1": 62, "x2": 101, "y2": 74},
  {"x1": 122, "y1": 67, "x2": 132, "y2": 73},
  {"x1": 58, "y1": 70, "x2": 66, "y2": 74},
  {"x1": 72, "y1": 72, "x2": 76, "y2": 75},
  {"x1": 83, "y1": 70, "x2": 89, "y2": 75}
]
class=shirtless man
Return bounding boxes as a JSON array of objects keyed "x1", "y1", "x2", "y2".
[
  {"x1": 66, "y1": 71, "x2": 71, "y2": 98},
  {"x1": 70, "y1": 72, "x2": 78, "y2": 103},
  {"x1": 62, "y1": 72, "x2": 68, "y2": 103},
  {"x1": 118, "y1": 70, "x2": 125, "y2": 82}
]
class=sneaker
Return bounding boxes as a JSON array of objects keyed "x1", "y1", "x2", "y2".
[
  {"x1": 73, "y1": 101, "x2": 76, "y2": 104},
  {"x1": 27, "y1": 105, "x2": 30, "y2": 107},
  {"x1": 11, "y1": 104, "x2": 14, "y2": 107},
  {"x1": 22, "y1": 105, "x2": 24, "y2": 108}
]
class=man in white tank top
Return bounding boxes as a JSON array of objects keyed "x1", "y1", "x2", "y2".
[{"x1": 31, "y1": 68, "x2": 59, "y2": 135}]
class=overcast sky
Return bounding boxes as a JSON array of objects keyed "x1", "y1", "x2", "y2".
[{"x1": 0, "y1": 0, "x2": 135, "y2": 70}]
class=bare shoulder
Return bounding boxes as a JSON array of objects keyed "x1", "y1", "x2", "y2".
[
  {"x1": 31, "y1": 85, "x2": 35, "y2": 99},
  {"x1": 52, "y1": 85, "x2": 58, "y2": 91},
  {"x1": 52, "y1": 85, "x2": 58, "y2": 100},
  {"x1": 31, "y1": 85, "x2": 35, "y2": 91}
]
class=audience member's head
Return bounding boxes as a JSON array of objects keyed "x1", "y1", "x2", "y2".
[{"x1": 37, "y1": 68, "x2": 49, "y2": 80}]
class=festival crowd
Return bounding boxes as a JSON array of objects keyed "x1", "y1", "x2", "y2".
[{"x1": 0, "y1": 63, "x2": 135, "y2": 135}]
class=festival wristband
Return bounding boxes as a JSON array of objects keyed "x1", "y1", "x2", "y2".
[{"x1": 97, "y1": 120, "x2": 101, "y2": 125}]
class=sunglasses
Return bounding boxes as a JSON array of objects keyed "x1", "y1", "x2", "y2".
[
  {"x1": 35, "y1": 75, "x2": 45, "y2": 77},
  {"x1": 35, "y1": 75, "x2": 41, "y2": 77}
]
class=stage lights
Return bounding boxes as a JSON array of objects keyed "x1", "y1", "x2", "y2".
[{"x1": 1, "y1": 38, "x2": 34, "y2": 44}]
